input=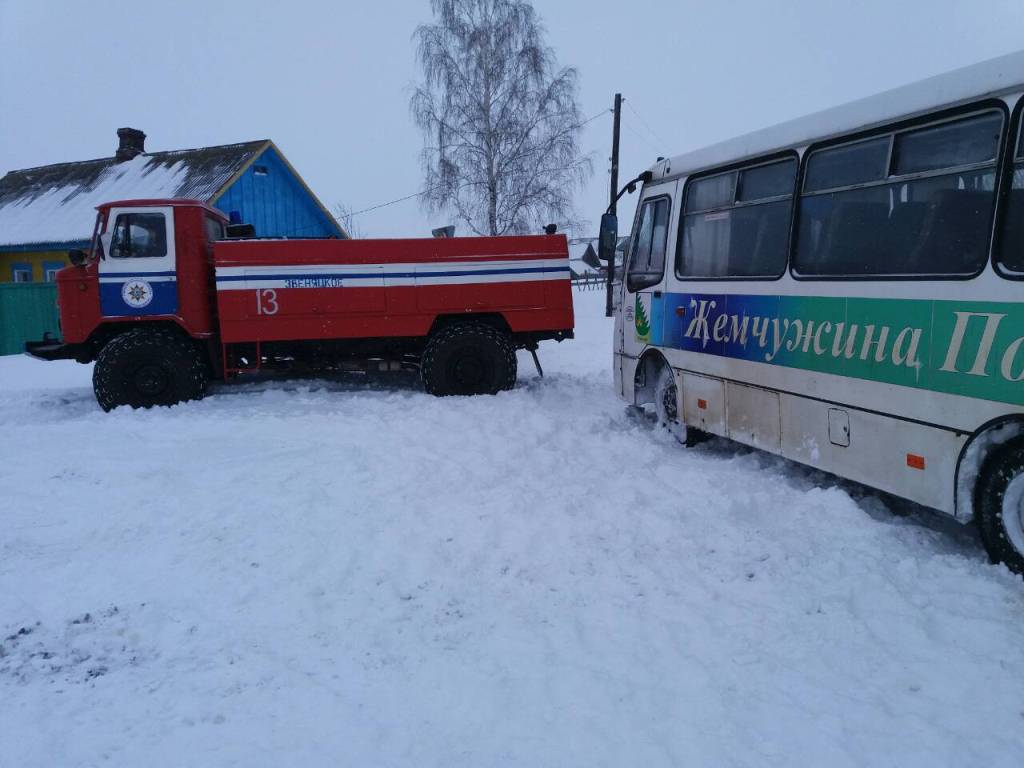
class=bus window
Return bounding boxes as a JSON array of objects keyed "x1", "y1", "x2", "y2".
[
  {"x1": 998, "y1": 121, "x2": 1024, "y2": 275},
  {"x1": 686, "y1": 172, "x2": 735, "y2": 212},
  {"x1": 678, "y1": 158, "x2": 796, "y2": 278},
  {"x1": 804, "y1": 136, "x2": 889, "y2": 191},
  {"x1": 795, "y1": 110, "x2": 1003, "y2": 278},
  {"x1": 892, "y1": 112, "x2": 1001, "y2": 174},
  {"x1": 626, "y1": 197, "x2": 670, "y2": 292}
]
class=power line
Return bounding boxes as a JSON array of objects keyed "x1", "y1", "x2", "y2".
[
  {"x1": 576, "y1": 107, "x2": 612, "y2": 130},
  {"x1": 625, "y1": 100, "x2": 669, "y2": 151},
  {"x1": 621, "y1": 115, "x2": 661, "y2": 155},
  {"x1": 314, "y1": 107, "x2": 613, "y2": 230},
  {"x1": 271, "y1": 108, "x2": 615, "y2": 237},
  {"x1": 347, "y1": 189, "x2": 433, "y2": 218}
]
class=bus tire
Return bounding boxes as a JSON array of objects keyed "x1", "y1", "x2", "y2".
[
  {"x1": 975, "y1": 437, "x2": 1024, "y2": 574},
  {"x1": 654, "y1": 365, "x2": 687, "y2": 444},
  {"x1": 421, "y1": 321, "x2": 516, "y2": 396},
  {"x1": 93, "y1": 327, "x2": 209, "y2": 412}
]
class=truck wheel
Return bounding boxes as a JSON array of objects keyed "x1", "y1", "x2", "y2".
[
  {"x1": 975, "y1": 437, "x2": 1024, "y2": 574},
  {"x1": 93, "y1": 328, "x2": 209, "y2": 411},
  {"x1": 421, "y1": 322, "x2": 516, "y2": 396}
]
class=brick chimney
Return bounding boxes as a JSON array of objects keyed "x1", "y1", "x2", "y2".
[{"x1": 115, "y1": 127, "x2": 146, "y2": 162}]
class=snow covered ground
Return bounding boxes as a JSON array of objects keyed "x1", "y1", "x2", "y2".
[{"x1": 2, "y1": 287, "x2": 1023, "y2": 767}]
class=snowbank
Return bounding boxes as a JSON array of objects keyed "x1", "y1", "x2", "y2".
[{"x1": 1, "y1": 289, "x2": 1022, "y2": 767}]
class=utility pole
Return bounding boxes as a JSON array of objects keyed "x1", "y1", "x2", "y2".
[{"x1": 606, "y1": 92, "x2": 622, "y2": 318}]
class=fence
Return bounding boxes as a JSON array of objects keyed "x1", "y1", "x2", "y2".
[
  {"x1": 571, "y1": 274, "x2": 609, "y2": 291},
  {"x1": 0, "y1": 283, "x2": 59, "y2": 355}
]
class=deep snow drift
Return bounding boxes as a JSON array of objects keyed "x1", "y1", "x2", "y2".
[{"x1": 1, "y1": 288, "x2": 1022, "y2": 768}]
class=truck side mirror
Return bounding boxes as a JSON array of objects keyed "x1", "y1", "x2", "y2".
[
  {"x1": 598, "y1": 213, "x2": 618, "y2": 263},
  {"x1": 68, "y1": 248, "x2": 87, "y2": 266}
]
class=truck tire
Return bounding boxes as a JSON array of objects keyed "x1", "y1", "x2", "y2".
[
  {"x1": 975, "y1": 437, "x2": 1024, "y2": 574},
  {"x1": 421, "y1": 322, "x2": 517, "y2": 396},
  {"x1": 93, "y1": 328, "x2": 209, "y2": 411}
]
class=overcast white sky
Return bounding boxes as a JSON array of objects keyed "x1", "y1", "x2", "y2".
[{"x1": 2, "y1": 0, "x2": 1023, "y2": 238}]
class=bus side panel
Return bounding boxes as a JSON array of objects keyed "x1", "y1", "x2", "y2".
[
  {"x1": 779, "y1": 392, "x2": 964, "y2": 514},
  {"x1": 680, "y1": 371, "x2": 726, "y2": 435},
  {"x1": 613, "y1": 353, "x2": 625, "y2": 400},
  {"x1": 617, "y1": 351, "x2": 639, "y2": 404},
  {"x1": 726, "y1": 382, "x2": 782, "y2": 451},
  {"x1": 672, "y1": 361, "x2": 965, "y2": 513}
]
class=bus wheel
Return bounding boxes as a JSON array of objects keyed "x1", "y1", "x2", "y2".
[
  {"x1": 654, "y1": 365, "x2": 687, "y2": 444},
  {"x1": 93, "y1": 328, "x2": 209, "y2": 411},
  {"x1": 975, "y1": 437, "x2": 1024, "y2": 574},
  {"x1": 421, "y1": 322, "x2": 516, "y2": 396}
]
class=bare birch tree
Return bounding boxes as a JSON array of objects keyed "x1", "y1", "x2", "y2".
[
  {"x1": 411, "y1": 0, "x2": 591, "y2": 236},
  {"x1": 333, "y1": 203, "x2": 363, "y2": 239}
]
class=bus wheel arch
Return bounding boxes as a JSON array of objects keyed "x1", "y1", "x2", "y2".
[
  {"x1": 633, "y1": 349, "x2": 668, "y2": 406},
  {"x1": 955, "y1": 418, "x2": 1024, "y2": 523},
  {"x1": 633, "y1": 350, "x2": 687, "y2": 443},
  {"x1": 972, "y1": 434, "x2": 1024, "y2": 574}
]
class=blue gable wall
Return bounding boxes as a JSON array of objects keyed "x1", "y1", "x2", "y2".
[{"x1": 212, "y1": 146, "x2": 342, "y2": 238}]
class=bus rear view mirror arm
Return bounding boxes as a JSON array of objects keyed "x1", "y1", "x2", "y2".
[{"x1": 605, "y1": 171, "x2": 653, "y2": 217}]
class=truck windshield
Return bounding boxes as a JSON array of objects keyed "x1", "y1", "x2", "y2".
[{"x1": 110, "y1": 213, "x2": 167, "y2": 258}]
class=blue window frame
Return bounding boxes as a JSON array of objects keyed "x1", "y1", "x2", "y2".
[
  {"x1": 43, "y1": 260, "x2": 64, "y2": 281},
  {"x1": 10, "y1": 262, "x2": 32, "y2": 282}
]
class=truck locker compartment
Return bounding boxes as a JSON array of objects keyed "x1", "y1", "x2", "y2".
[{"x1": 212, "y1": 235, "x2": 572, "y2": 345}]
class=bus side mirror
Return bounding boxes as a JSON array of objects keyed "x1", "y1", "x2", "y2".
[
  {"x1": 598, "y1": 213, "x2": 618, "y2": 262},
  {"x1": 68, "y1": 249, "x2": 87, "y2": 267}
]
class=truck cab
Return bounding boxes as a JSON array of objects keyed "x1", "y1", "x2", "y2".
[{"x1": 30, "y1": 199, "x2": 225, "y2": 362}]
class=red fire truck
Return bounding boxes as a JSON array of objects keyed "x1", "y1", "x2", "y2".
[{"x1": 26, "y1": 199, "x2": 574, "y2": 410}]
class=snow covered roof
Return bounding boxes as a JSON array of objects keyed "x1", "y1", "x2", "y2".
[
  {"x1": 0, "y1": 140, "x2": 268, "y2": 249},
  {"x1": 567, "y1": 236, "x2": 631, "y2": 278},
  {"x1": 568, "y1": 238, "x2": 600, "y2": 268},
  {"x1": 654, "y1": 49, "x2": 1024, "y2": 181}
]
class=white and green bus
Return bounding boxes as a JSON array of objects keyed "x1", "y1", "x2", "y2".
[{"x1": 605, "y1": 51, "x2": 1024, "y2": 572}]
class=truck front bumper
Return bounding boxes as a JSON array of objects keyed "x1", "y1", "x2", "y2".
[{"x1": 25, "y1": 335, "x2": 84, "y2": 361}]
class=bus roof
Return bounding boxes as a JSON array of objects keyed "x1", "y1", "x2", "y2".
[{"x1": 654, "y1": 49, "x2": 1024, "y2": 181}]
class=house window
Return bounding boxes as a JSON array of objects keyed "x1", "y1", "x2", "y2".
[
  {"x1": 43, "y1": 261, "x2": 65, "y2": 282},
  {"x1": 11, "y1": 263, "x2": 32, "y2": 282},
  {"x1": 253, "y1": 165, "x2": 269, "y2": 177}
]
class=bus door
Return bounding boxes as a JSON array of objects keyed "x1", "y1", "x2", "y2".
[{"x1": 620, "y1": 191, "x2": 674, "y2": 370}]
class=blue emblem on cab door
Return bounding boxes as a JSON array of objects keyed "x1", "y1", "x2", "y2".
[{"x1": 121, "y1": 279, "x2": 154, "y2": 309}]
